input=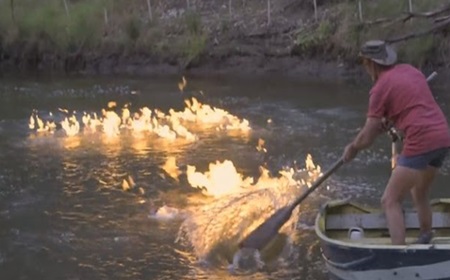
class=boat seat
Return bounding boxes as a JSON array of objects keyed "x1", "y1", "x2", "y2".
[
  {"x1": 342, "y1": 237, "x2": 418, "y2": 245},
  {"x1": 326, "y1": 212, "x2": 450, "y2": 230},
  {"x1": 342, "y1": 237, "x2": 450, "y2": 245}
]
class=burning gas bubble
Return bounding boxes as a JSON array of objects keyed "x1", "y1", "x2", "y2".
[
  {"x1": 102, "y1": 109, "x2": 121, "y2": 137},
  {"x1": 61, "y1": 114, "x2": 80, "y2": 137},
  {"x1": 162, "y1": 156, "x2": 181, "y2": 182},
  {"x1": 183, "y1": 154, "x2": 320, "y2": 198},
  {"x1": 28, "y1": 114, "x2": 35, "y2": 129},
  {"x1": 107, "y1": 101, "x2": 117, "y2": 109},
  {"x1": 256, "y1": 138, "x2": 266, "y2": 153},
  {"x1": 176, "y1": 154, "x2": 322, "y2": 270},
  {"x1": 29, "y1": 110, "x2": 57, "y2": 133},
  {"x1": 186, "y1": 160, "x2": 254, "y2": 197},
  {"x1": 122, "y1": 175, "x2": 136, "y2": 191},
  {"x1": 178, "y1": 76, "x2": 187, "y2": 92},
  {"x1": 305, "y1": 154, "x2": 318, "y2": 172}
]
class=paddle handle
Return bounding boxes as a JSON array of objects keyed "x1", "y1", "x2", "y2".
[
  {"x1": 290, "y1": 158, "x2": 344, "y2": 209},
  {"x1": 426, "y1": 71, "x2": 438, "y2": 82}
]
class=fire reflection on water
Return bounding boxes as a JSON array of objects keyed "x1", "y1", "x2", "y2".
[{"x1": 27, "y1": 78, "x2": 323, "y2": 273}]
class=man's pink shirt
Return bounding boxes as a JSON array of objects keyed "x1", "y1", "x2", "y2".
[{"x1": 367, "y1": 64, "x2": 450, "y2": 156}]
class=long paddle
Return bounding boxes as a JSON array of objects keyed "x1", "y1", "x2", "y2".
[{"x1": 238, "y1": 158, "x2": 344, "y2": 250}]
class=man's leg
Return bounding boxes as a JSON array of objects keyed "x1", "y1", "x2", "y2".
[
  {"x1": 410, "y1": 166, "x2": 438, "y2": 236},
  {"x1": 381, "y1": 166, "x2": 421, "y2": 245}
]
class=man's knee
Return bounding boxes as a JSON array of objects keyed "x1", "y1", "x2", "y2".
[
  {"x1": 384, "y1": 166, "x2": 420, "y2": 201},
  {"x1": 381, "y1": 193, "x2": 398, "y2": 210}
]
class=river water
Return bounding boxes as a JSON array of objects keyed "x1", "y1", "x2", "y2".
[{"x1": 0, "y1": 74, "x2": 449, "y2": 280}]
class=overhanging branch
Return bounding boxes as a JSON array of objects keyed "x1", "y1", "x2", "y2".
[
  {"x1": 386, "y1": 18, "x2": 450, "y2": 43},
  {"x1": 361, "y1": 3, "x2": 450, "y2": 27},
  {"x1": 403, "y1": 3, "x2": 450, "y2": 19}
]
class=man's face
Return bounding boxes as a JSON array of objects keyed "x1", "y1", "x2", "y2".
[{"x1": 362, "y1": 58, "x2": 376, "y2": 81}]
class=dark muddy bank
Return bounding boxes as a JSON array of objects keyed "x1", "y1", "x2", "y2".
[{"x1": 0, "y1": 52, "x2": 361, "y2": 81}]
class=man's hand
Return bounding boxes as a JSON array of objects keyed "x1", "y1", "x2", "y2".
[
  {"x1": 343, "y1": 143, "x2": 358, "y2": 163},
  {"x1": 343, "y1": 117, "x2": 382, "y2": 163},
  {"x1": 381, "y1": 117, "x2": 392, "y2": 132}
]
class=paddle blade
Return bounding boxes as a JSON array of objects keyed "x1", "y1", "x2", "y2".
[
  {"x1": 238, "y1": 158, "x2": 344, "y2": 251},
  {"x1": 239, "y1": 205, "x2": 294, "y2": 250}
]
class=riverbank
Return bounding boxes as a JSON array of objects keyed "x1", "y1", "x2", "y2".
[{"x1": 0, "y1": 0, "x2": 449, "y2": 82}]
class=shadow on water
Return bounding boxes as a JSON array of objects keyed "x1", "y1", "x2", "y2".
[{"x1": 0, "y1": 74, "x2": 449, "y2": 279}]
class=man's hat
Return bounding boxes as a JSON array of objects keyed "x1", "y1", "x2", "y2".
[{"x1": 360, "y1": 40, "x2": 397, "y2": 66}]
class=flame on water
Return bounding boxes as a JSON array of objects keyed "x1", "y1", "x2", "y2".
[
  {"x1": 162, "y1": 156, "x2": 181, "y2": 182},
  {"x1": 186, "y1": 160, "x2": 255, "y2": 197},
  {"x1": 29, "y1": 97, "x2": 250, "y2": 141},
  {"x1": 176, "y1": 154, "x2": 323, "y2": 264},
  {"x1": 122, "y1": 175, "x2": 136, "y2": 191},
  {"x1": 256, "y1": 138, "x2": 267, "y2": 153},
  {"x1": 182, "y1": 154, "x2": 321, "y2": 198},
  {"x1": 26, "y1": 77, "x2": 324, "y2": 270},
  {"x1": 28, "y1": 111, "x2": 57, "y2": 133},
  {"x1": 29, "y1": 75, "x2": 249, "y2": 140},
  {"x1": 160, "y1": 152, "x2": 322, "y2": 200},
  {"x1": 178, "y1": 76, "x2": 187, "y2": 92}
]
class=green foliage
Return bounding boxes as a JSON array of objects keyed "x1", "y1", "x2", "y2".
[
  {"x1": 183, "y1": 33, "x2": 207, "y2": 65},
  {"x1": 398, "y1": 37, "x2": 436, "y2": 67},
  {"x1": 17, "y1": 2, "x2": 64, "y2": 42},
  {"x1": 0, "y1": 0, "x2": 104, "y2": 52},
  {"x1": 125, "y1": 17, "x2": 141, "y2": 43},
  {"x1": 298, "y1": 0, "x2": 448, "y2": 63},
  {"x1": 184, "y1": 11, "x2": 202, "y2": 35},
  {"x1": 363, "y1": 0, "x2": 405, "y2": 19},
  {"x1": 65, "y1": 1, "x2": 104, "y2": 50},
  {"x1": 294, "y1": 20, "x2": 334, "y2": 54},
  {"x1": 180, "y1": 11, "x2": 207, "y2": 66}
]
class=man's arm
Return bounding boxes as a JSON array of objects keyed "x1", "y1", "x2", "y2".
[{"x1": 351, "y1": 117, "x2": 384, "y2": 150}]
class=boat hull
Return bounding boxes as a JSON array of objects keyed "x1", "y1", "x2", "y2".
[{"x1": 321, "y1": 241, "x2": 450, "y2": 280}]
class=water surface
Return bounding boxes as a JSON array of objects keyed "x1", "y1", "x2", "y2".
[{"x1": 0, "y1": 74, "x2": 449, "y2": 280}]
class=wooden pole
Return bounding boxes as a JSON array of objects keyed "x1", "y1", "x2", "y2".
[
  {"x1": 229, "y1": 0, "x2": 232, "y2": 17},
  {"x1": 10, "y1": 0, "x2": 16, "y2": 23},
  {"x1": 408, "y1": 0, "x2": 413, "y2": 13},
  {"x1": 313, "y1": 0, "x2": 317, "y2": 21},
  {"x1": 147, "y1": 0, "x2": 153, "y2": 21},
  {"x1": 358, "y1": 0, "x2": 363, "y2": 22},
  {"x1": 63, "y1": 0, "x2": 70, "y2": 17},
  {"x1": 104, "y1": 8, "x2": 108, "y2": 25},
  {"x1": 267, "y1": 0, "x2": 271, "y2": 25}
]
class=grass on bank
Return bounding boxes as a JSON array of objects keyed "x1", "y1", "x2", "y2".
[
  {"x1": 0, "y1": 0, "x2": 208, "y2": 64},
  {"x1": 0, "y1": 0, "x2": 105, "y2": 52}
]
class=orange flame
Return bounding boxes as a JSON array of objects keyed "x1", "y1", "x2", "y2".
[{"x1": 29, "y1": 97, "x2": 250, "y2": 141}]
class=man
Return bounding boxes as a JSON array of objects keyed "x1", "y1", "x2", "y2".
[{"x1": 342, "y1": 40, "x2": 450, "y2": 245}]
